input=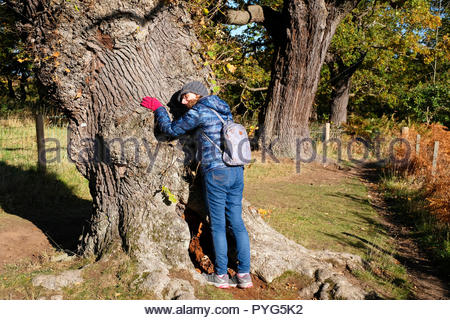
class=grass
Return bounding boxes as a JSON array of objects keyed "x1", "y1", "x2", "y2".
[
  {"x1": 0, "y1": 118, "x2": 89, "y2": 194},
  {"x1": 0, "y1": 117, "x2": 90, "y2": 196},
  {"x1": 0, "y1": 251, "x2": 157, "y2": 300},
  {"x1": 63, "y1": 252, "x2": 156, "y2": 299},
  {"x1": 244, "y1": 160, "x2": 413, "y2": 299},
  {"x1": 248, "y1": 179, "x2": 381, "y2": 253},
  {"x1": 244, "y1": 162, "x2": 383, "y2": 253},
  {"x1": 379, "y1": 173, "x2": 450, "y2": 277},
  {"x1": 196, "y1": 283, "x2": 234, "y2": 300}
]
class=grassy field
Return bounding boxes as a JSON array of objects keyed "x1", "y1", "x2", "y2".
[
  {"x1": 0, "y1": 118, "x2": 415, "y2": 299},
  {"x1": 243, "y1": 160, "x2": 412, "y2": 299},
  {"x1": 0, "y1": 117, "x2": 90, "y2": 200}
]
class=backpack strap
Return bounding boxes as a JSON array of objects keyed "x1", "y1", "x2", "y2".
[
  {"x1": 207, "y1": 108, "x2": 227, "y2": 124},
  {"x1": 201, "y1": 131, "x2": 222, "y2": 153},
  {"x1": 200, "y1": 106, "x2": 229, "y2": 152}
]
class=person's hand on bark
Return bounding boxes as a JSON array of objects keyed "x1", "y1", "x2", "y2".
[{"x1": 141, "y1": 96, "x2": 163, "y2": 111}]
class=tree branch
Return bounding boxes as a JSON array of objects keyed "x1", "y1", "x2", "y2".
[
  {"x1": 224, "y1": 5, "x2": 265, "y2": 25},
  {"x1": 244, "y1": 85, "x2": 268, "y2": 92},
  {"x1": 220, "y1": 5, "x2": 282, "y2": 38},
  {"x1": 327, "y1": 50, "x2": 367, "y2": 84}
]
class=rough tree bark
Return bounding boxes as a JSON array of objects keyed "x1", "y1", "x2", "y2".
[
  {"x1": 330, "y1": 77, "x2": 351, "y2": 125},
  {"x1": 8, "y1": 0, "x2": 368, "y2": 299},
  {"x1": 225, "y1": 1, "x2": 361, "y2": 157},
  {"x1": 325, "y1": 51, "x2": 366, "y2": 125}
]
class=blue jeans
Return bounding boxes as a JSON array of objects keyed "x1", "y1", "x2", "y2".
[{"x1": 203, "y1": 166, "x2": 251, "y2": 275}]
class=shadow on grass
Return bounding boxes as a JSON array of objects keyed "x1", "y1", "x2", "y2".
[
  {"x1": 322, "y1": 191, "x2": 388, "y2": 231},
  {"x1": 320, "y1": 231, "x2": 370, "y2": 252},
  {"x1": 0, "y1": 161, "x2": 92, "y2": 253},
  {"x1": 322, "y1": 231, "x2": 394, "y2": 258}
]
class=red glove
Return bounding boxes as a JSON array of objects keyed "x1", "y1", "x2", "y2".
[{"x1": 141, "y1": 96, "x2": 163, "y2": 111}]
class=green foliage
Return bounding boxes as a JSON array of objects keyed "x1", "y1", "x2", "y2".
[
  {"x1": 1, "y1": 0, "x2": 447, "y2": 128},
  {"x1": 314, "y1": 0, "x2": 449, "y2": 124},
  {"x1": 401, "y1": 83, "x2": 450, "y2": 126},
  {"x1": 0, "y1": 2, "x2": 39, "y2": 110},
  {"x1": 186, "y1": 0, "x2": 273, "y2": 127}
]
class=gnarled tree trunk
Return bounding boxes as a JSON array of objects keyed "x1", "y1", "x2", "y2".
[
  {"x1": 226, "y1": 1, "x2": 360, "y2": 157},
  {"x1": 326, "y1": 51, "x2": 367, "y2": 125},
  {"x1": 8, "y1": 0, "x2": 368, "y2": 299},
  {"x1": 259, "y1": 0, "x2": 361, "y2": 157},
  {"x1": 330, "y1": 77, "x2": 350, "y2": 125}
]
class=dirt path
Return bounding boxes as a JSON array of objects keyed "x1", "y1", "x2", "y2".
[
  {"x1": 0, "y1": 212, "x2": 54, "y2": 270},
  {"x1": 357, "y1": 163, "x2": 449, "y2": 300}
]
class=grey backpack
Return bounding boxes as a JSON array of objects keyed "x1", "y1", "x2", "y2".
[{"x1": 202, "y1": 108, "x2": 252, "y2": 166}]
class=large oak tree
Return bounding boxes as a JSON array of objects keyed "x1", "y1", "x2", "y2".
[{"x1": 224, "y1": 0, "x2": 361, "y2": 156}]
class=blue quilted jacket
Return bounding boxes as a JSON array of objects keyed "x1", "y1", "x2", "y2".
[{"x1": 154, "y1": 95, "x2": 237, "y2": 173}]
